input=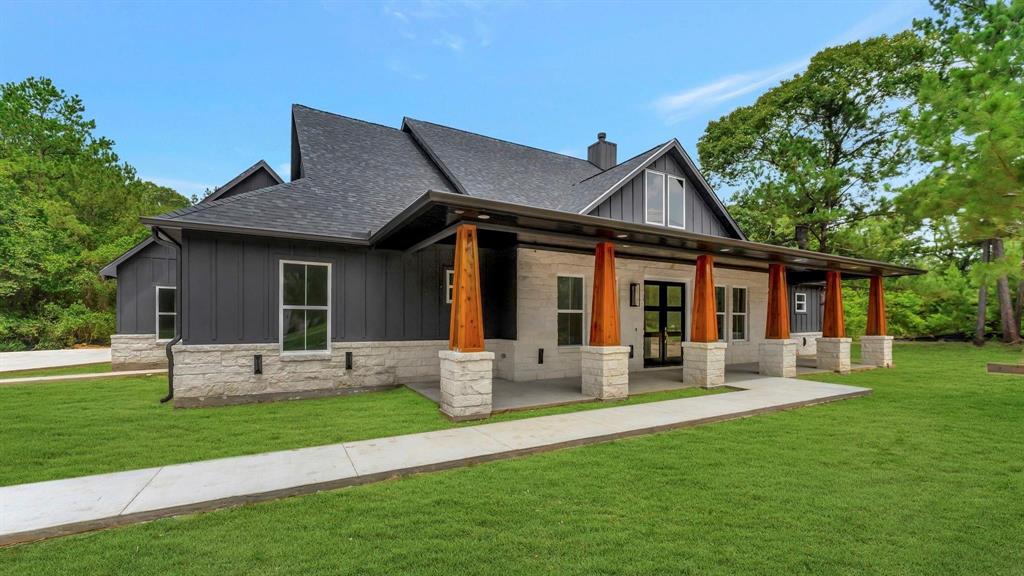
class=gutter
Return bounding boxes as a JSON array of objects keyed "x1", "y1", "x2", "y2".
[{"x1": 150, "y1": 227, "x2": 181, "y2": 404}]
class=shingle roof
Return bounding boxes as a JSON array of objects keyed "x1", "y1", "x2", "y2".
[
  {"x1": 203, "y1": 160, "x2": 283, "y2": 203},
  {"x1": 570, "y1": 141, "x2": 672, "y2": 212}
]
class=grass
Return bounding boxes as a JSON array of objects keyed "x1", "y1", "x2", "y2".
[
  {"x1": 0, "y1": 374, "x2": 722, "y2": 486},
  {"x1": 0, "y1": 362, "x2": 113, "y2": 380},
  {"x1": 2, "y1": 342, "x2": 1022, "y2": 575}
]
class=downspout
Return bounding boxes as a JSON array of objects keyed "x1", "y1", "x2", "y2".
[{"x1": 151, "y1": 227, "x2": 181, "y2": 403}]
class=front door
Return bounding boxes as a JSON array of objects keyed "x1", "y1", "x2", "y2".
[{"x1": 643, "y1": 281, "x2": 686, "y2": 367}]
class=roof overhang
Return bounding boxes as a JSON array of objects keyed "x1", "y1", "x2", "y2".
[{"x1": 372, "y1": 190, "x2": 923, "y2": 279}]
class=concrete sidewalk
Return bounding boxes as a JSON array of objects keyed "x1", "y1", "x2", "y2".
[
  {"x1": 0, "y1": 376, "x2": 870, "y2": 546},
  {"x1": 0, "y1": 348, "x2": 110, "y2": 373},
  {"x1": 0, "y1": 369, "x2": 166, "y2": 386}
]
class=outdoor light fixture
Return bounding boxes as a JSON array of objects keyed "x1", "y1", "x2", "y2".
[
  {"x1": 794, "y1": 257, "x2": 808, "y2": 263},
  {"x1": 253, "y1": 354, "x2": 263, "y2": 375},
  {"x1": 616, "y1": 233, "x2": 628, "y2": 239},
  {"x1": 629, "y1": 283, "x2": 641, "y2": 307},
  {"x1": 453, "y1": 209, "x2": 465, "y2": 215},
  {"x1": 477, "y1": 214, "x2": 490, "y2": 220},
  {"x1": 720, "y1": 247, "x2": 732, "y2": 253}
]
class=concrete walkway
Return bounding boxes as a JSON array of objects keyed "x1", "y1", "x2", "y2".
[
  {"x1": 0, "y1": 348, "x2": 110, "y2": 373},
  {"x1": 0, "y1": 369, "x2": 167, "y2": 386},
  {"x1": 0, "y1": 376, "x2": 870, "y2": 546}
]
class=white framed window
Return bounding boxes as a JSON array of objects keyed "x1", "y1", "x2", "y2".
[
  {"x1": 715, "y1": 286, "x2": 727, "y2": 342},
  {"x1": 667, "y1": 175, "x2": 686, "y2": 229},
  {"x1": 280, "y1": 260, "x2": 331, "y2": 353},
  {"x1": 795, "y1": 292, "x2": 807, "y2": 313},
  {"x1": 731, "y1": 287, "x2": 748, "y2": 341},
  {"x1": 155, "y1": 286, "x2": 176, "y2": 341},
  {"x1": 644, "y1": 170, "x2": 666, "y2": 225},
  {"x1": 444, "y1": 268, "x2": 455, "y2": 304},
  {"x1": 557, "y1": 275, "x2": 584, "y2": 346}
]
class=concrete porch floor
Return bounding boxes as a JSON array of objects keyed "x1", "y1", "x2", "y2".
[{"x1": 407, "y1": 359, "x2": 875, "y2": 412}]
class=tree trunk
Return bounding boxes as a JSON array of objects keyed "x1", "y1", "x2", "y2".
[
  {"x1": 1015, "y1": 251, "x2": 1023, "y2": 335},
  {"x1": 974, "y1": 240, "x2": 990, "y2": 346},
  {"x1": 795, "y1": 225, "x2": 809, "y2": 251},
  {"x1": 991, "y1": 238, "x2": 1022, "y2": 344}
]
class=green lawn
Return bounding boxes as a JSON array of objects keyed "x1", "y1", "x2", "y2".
[
  {"x1": 2, "y1": 342, "x2": 1022, "y2": 575},
  {"x1": 0, "y1": 362, "x2": 113, "y2": 380},
  {"x1": 0, "y1": 372, "x2": 721, "y2": 486}
]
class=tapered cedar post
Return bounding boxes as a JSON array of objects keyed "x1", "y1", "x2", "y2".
[
  {"x1": 589, "y1": 242, "x2": 620, "y2": 346},
  {"x1": 866, "y1": 275, "x2": 887, "y2": 336},
  {"x1": 822, "y1": 270, "x2": 845, "y2": 338},
  {"x1": 449, "y1": 224, "x2": 484, "y2": 352},
  {"x1": 690, "y1": 255, "x2": 718, "y2": 343},
  {"x1": 765, "y1": 263, "x2": 791, "y2": 339}
]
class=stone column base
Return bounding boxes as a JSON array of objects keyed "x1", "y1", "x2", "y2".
[
  {"x1": 817, "y1": 337, "x2": 852, "y2": 374},
  {"x1": 860, "y1": 335, "x2": 894, "y2": 368},
  {"x1": 682, "y1": 341, "x2": 728, "y2": 388},
  {"x1": 759, "y1": 339, "x2": 797, "y2": 377},
  {"x1": 581, "y1": 346, "x2": 629, "y2": 400},
  {"x1": 439, "y1": 350, "x2": 494, "y2": 421}
]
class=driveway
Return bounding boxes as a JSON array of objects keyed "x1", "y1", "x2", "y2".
[{"x1": 0, "y1": 348, "x2": 111, "y2": 373}]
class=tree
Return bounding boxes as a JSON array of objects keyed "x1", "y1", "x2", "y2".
[
  {"x1": 698, "y1": 32, "x2": 927, "y2": 254},
  {"x1": 902, "y1": 0, "x2": 1024, "y2": 344},
  {"x1": 0, "y1": 77, "x2": 189, "y2": 349}
]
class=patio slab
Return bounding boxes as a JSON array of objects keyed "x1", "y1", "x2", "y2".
[{"x1": 0, "y1": 374, "x2": 870, "y2": 547}]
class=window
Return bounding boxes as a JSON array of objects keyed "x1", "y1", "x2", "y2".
[
  {"x1": 715, "y1": 286, "x2": 727, "y2": 342},
  {"x1": 795, "y1": 292, "x2": 807, "y2": 313},
  {"x1": 280, "y1": 261, "x2": 330, "y2": 353},
  {"x1": 557, "y1": 276, "x2": 584, "y2": 346},
  {"x1": 731, "y1": 287, "x2": 748, "y2": 341},
  {"x1": 444, "y1": 268, "x2": 455, "y2": 304},
  {"x1": 156, "y1": 286, "x2": 176, "y2": 341},
  {"x1": 667, "y1": 176, "x2": 685, "y2": 229},
  {"x1": 644, "y1": 170, "x2": 666, "y2": 225}
]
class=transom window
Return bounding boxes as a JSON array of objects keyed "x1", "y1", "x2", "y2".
[
  {"x1": 557, "y1": 275, "x2": 584, "y2": 346},
  {"x1": 795, "y1": 292, "x2": 807, "y2": 313},
  {"x1": 731, "y1": 287, "x2": 748, "y2": 341},
  {"x1": 156, "y1": 286, "x2": 176, "y2": 341},
  {"x1": 644, "y1": 169, "x2": 686, "y2": 229},
  {"x1": 280, "y1": 261, "x2": 330, "y2": 352}
]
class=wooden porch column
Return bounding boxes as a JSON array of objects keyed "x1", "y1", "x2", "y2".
[
  {"x1": 760, "y1": 263, "x2": 796, "y2": 377},
  {"x1": 690, "y1": 255, "x2": 718, "y2": 343},
  {"x1": 765, "y1": 263, "x2": 791, "y2": 339},
  {"x1": 449, "y1": 224, "x2": 485, "y2": 352},
  {"x1": 818, "y1": 270, "x2": 851, "y2": 373},
  {"x1": 862, "y1": 275, "x2": 894, "y2": 368},
  {"x1": 683, "y1": 255, "x2": 727, "y2": 388},
  {"x1": 589, "y1": 242, "x2": 620, "y2": 346}
]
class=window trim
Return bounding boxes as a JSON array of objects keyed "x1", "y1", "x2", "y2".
[
  {"x1": 666, "y1": 174, "x2": 687, "y2": 230},
  {"x1": 730, "y1": 285, "x2": 748, "y2": 342},
  {"x1": 556, "y1": 273, "x2": 586, "y2": 348},
  {"x1": 643, "y1": 169, "x2": 667, "y2": 226},
  {"x1": 279, "y1": 259, "x2": 332, "y2": 355},
  {"x1": 794, "y1": 292, "x2": 807, "y2": 313},
  {"x1": 444, "y1": 267, "x2": 455, "y2": 304},
  {"x1": 155, "y1": 285, "x2": 176, "y2": 343},
  {"x1": 714, "y1": 285, "x2": 727, "y2": 343}
]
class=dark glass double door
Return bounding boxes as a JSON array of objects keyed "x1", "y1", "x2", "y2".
[{"x1": 643, "y1": 281, "x2": 686, "y2": 367}]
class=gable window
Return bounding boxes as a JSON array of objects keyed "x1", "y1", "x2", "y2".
[
  {"x1": 156, "y1": 286, "x2": 176, "y2": 341},
  {"x1": 557, "y1": 275, "x2": 584, "y2": 346},
  {"x1": 715, "y1": 286, "x2": 727, "y2": 342},
  {"x1": 731, "y1": 287, "x2": 748, "y2": 341},
  {"x1": 667, "y1": 176, "x2": 686, "y2": 229},
  {"x1": 281, "y1": 261, "x2": 330, "y2": 353},
  {"x1": 794, "y1": 292, "x2": 807, "y2": 313},
  {"x1": 644, "y1": 170, "x2": 666, "y2": 225},
  {"x1": 444, "y1": 268, "x2": 455, "y2": 304}
]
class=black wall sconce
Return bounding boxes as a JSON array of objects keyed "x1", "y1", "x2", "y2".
[
  {"x1": 345, "y1": 351, "x2": 353, "y2": 370},
  {"x1": 253, "y1": 354, "x2": 262, "y2": 375},
  {"x1": 538, "y1": 348, "x2": 544, "y2": 365},
  {"x1": 629, "y1": 283, "x2": 641, "y2": 307}
]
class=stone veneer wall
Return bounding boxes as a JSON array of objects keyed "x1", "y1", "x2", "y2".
[
  {"x1": 514, "y1": 248, "x2": 770, "y2": 380},
  {"x1": 172, "y1": 339, "x2": 514, "y2": 407},
  {"x1": 111, "y1": 334, "x2": 169, "y2": 370},
  {"x1": 792, "y1": 332, "x2": 823, "y2": 356}
]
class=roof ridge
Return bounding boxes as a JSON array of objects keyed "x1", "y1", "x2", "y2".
[
  {"x1": 293, "y1": 104, "x2": 404, "y2": 134},
  {"x1": 403, "y1": 117, "x2": 595, "y2": 165},
  {"x1": 574, "y1": 141, "x2": 670, "y2": 185}
]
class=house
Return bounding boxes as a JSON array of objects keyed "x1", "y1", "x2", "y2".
[{"x1": 101, "y1": 104, "x2": 916, "y2": 416}]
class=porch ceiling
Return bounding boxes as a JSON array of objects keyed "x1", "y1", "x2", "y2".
[{"x1": 373, "y1": 191, "x2": 923, "y2": 280}]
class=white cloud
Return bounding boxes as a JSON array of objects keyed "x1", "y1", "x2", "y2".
[
  {"x1": 147, "y1": 177, "x2": 214, "y2": 197},
  {"x1": 651, "y1": 0, "x2": 927, "y2": 124},
  {"x1": 434, "y1": 31, "x2": 465, "y2": 52}
]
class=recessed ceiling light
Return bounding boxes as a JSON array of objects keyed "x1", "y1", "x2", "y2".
[
  {"x1": 477, "y1": 214, "x2": 490, "y2": 220},
  {"x1": 622, "y1": 244, "x2": 632, "y2": 249},
  {"x1": 793, "y1": 258, "x2": 808, "y2": 263},
  {"x1": 719, "y1": 247, "x2": 732, "y2": 253},
  {"x1": 453, "y1": 209, "x2": 465, "y2": 215},
  {"x1": 616, "y1": 233, "x2": 628, "y2": 239}
]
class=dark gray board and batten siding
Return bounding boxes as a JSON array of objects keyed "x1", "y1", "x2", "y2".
[
  {"x1": 588, "y1": 154, "x2": 733, "y2": 238},
  {"x1": 181, "y1": 231, "x2": 516, "y2": 345},
  {"x1": 115, "y1": 241, "x2": 177, "y2": 334},
  {"x1": 789, "y1": 285, "x2": 824, "y2": 333}
]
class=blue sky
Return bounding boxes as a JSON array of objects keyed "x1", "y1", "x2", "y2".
[{"x1": 1, "y1": 0, "x2": 933, "y2": 199}]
